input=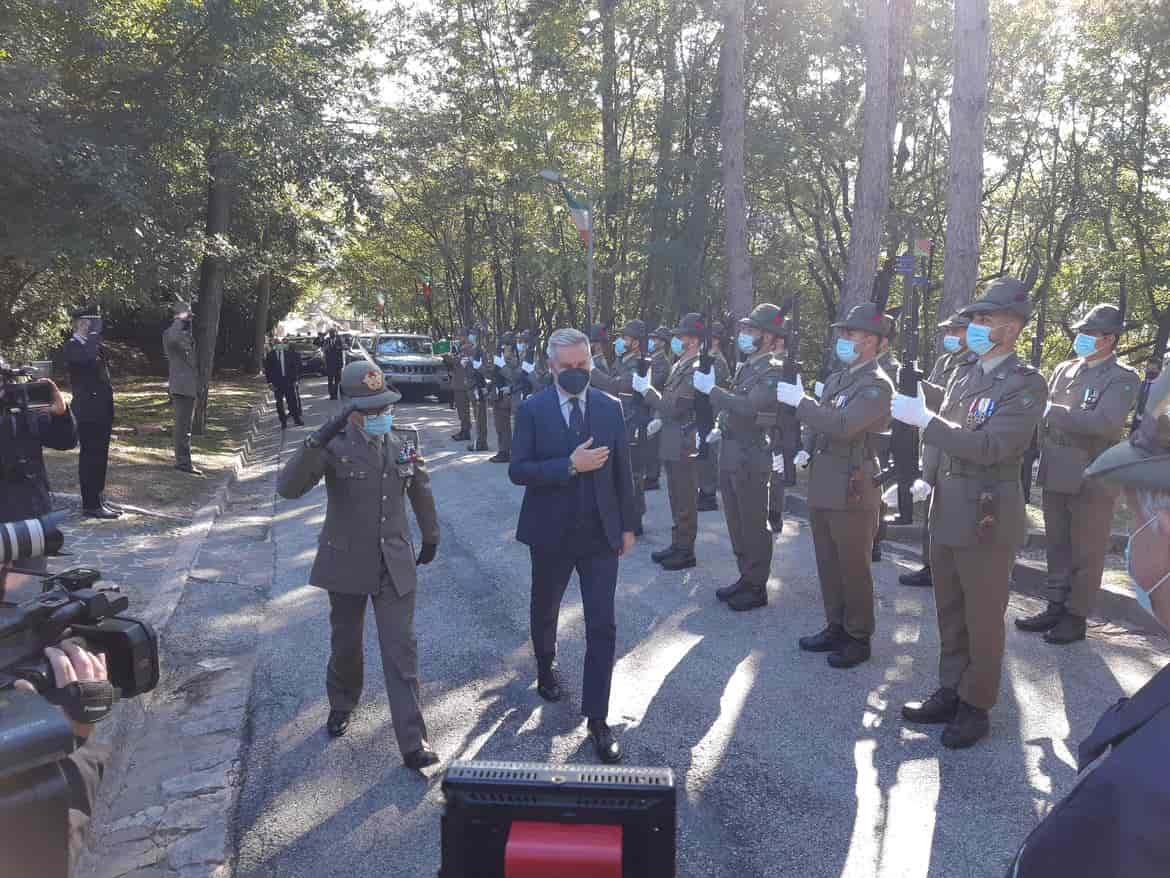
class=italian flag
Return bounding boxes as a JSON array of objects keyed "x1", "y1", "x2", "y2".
[
  {"x1": 561, "y1": 187, "x2": 591, "y2": 245},
  {"x1": 419, "y1": 273, "x2": 433, "y2": 298}
]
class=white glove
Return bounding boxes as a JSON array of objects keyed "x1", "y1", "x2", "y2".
[
  {"x1": 776, "y1": 376, "x2": 805, "y2": 408},
  {"x1": 521, "y1": 360, "x2": 536, "y2": 374},
  {"x1": 499, "y1": 385, "x2": 511, "y2": 395},
  {"x1": 695, "y1": 431, "x2": 703, "y2": 451},
  {"x1": 891, "y1": 384, "x2": 936, "y2": 430},
  {"x1": 493, "y1": 354, "x2": 506, "y2": 368},
  {"x1": 772, "y1": 454, "x2": 785, "y2": 475},
  {"x1": 882, "y1": 484, "x2": 900, "y2": 506},
  {"x1": 646, "y1": 418, "x2": 662, "y2": 436},
  {"x1": 911, "y1": 478, "x2": 933, "y2": 502},
  {"x1": 472, "y1": 359, "x2": 483, "y2": 370},
  {"x1": 794, "y1": 449, "x2": 810, "y2": 469},
  {"x1": 706, "y1": 428, "x2": 721, "y2": 444},
  {"x1": 632, "y1": 371, "x2": 651, "y2": 395},
  {"x1": 461, "y1": 357, "x2": 471, "y2": 368},
  {"x1": 814, "y1": 381, "x2": 825, "y2": 400},
  {"x1": 692, "y1": 366, "x2": 715, "y2": 395}
]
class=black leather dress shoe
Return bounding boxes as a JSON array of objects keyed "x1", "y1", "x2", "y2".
[
  {"x1": 660, "y1": 550, "x2": 696, "y2": 571},
  {"x1": 82, "y1": 506, "x2": 120, "y2": 520},
  {"x1": 1016, "y1": 603, "x2": 1066, "y2": 632},
  {"x1": 901, "y1": 687, "x2": 959, "y2": 724},
  {"x1": 1044, "y1": 613, "x2": 1087, "y2": 644},
  {"x1": 696, "y1": 492, "x2": 719, "y2": 512},
  {"x1": 798, "y1": 624, "x2": 846, "y2": 653},
  {"x1": 651, "y1": 545, "x2": 678, "y2": 563},
  {"x1": 326, "y1": 709, "x2": 351, "y2": 737},
  {"x1": 294, "y1": 418, "x2": 305, "y2": 426},
  {"x1": 489, "y1": 452, "x2": 510, "y2": 463},
  {"x1": 941, "y1": 701, "x2": 990, "y2": 749},
  {"x1": 827, "y1": 636, "x2": 871, "y2": 669},
  {"x1": 716, "y1": 579, "x2": 746, "y2": 602},
  {"x1": 588, "y1": 720, "x2": 622, "y2": 764},
  {"x1": 727, "y1": 585, "x2": 767, "y2": 612},
  {"x1": 404, "y1": 743, "x2": 440, "y2": 770},
  {"x1": 899, "y1": 565, "x2": 933, "y2": 588},
  {"x1": 451, "y1": 431, "x2": 471, "y2": 441},
  {"x1": 537, "y1": 663, "x2": 562, "y2": 702}
]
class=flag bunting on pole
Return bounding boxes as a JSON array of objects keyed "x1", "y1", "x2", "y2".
[{"x1": 560, "y1": 185, "x2": 591, "y2": 245}]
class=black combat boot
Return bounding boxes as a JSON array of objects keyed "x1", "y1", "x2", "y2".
[
  {"x1": 1015, "y1": 603, "x2": 1066, "y2": 632},
  {"x1": 489, "y1": 451, "x2": 510, "y2": 463},
  {"x1": 536, "y1": 660, "x2": 562, "y2": 702},
  {"x1": 726, "y1": 584, "x2": 767, "y2": 611},
  {"x1": 941, "y1": 701, "x2": 990, "y2": 749},
  {"x1": 827, "y1": 635, "x2": 870, "y2": 669},
  {"x1": 1044, "y1": 613, "x2": 1087, "y2": 644},
  {"x1": 798, "y1": 624, "x2": 846, "y2": 653},
  {"x1": 901, "y1": 687, "x2": 959, "y2": 725},
  {"x1": 899, "y1": 565, "x2": 933, "y2": 588},
  {"x1": 716, "y1": 579, "x2": 746, "y2": 602},
  {"x1": 696, "y1": 491, "x2": 719, "y2": 512},
  {"x1": 651, "y1": 545, "x2": 678, "y2": 563},
  {"x1": 660, "y1": 549, "x2": 696, "y2": 571}
]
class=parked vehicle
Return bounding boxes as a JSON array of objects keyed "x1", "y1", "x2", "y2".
[
  {"x1": 284, "y1": 336, "x2": 326, "y2": 375},
  {"x1": 359, "y1": 332, "x2": 451, "y2": 401}
]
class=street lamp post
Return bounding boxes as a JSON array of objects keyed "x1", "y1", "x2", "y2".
[{"x1": 539, "y1": 169, "x2": 596, "y2": 329}]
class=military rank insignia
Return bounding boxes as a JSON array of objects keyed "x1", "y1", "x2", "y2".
[
  {"x1": 832, "y1": 394, "x2": 849, "y2": 409},
  {"x1": 967, "y1": 397, "x2": 996, "y2": 427}
]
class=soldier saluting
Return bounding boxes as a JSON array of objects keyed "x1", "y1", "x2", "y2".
[
  {"x1": 694, "y1": 304, "x2": 787, "y2": 611},
  {"x1": 277, "y1": 361, "x2": 441, "y2": 770},
  {"x1": 894, "y1": 277, "x2": 1048, "y2": 749},
  {"x1": 1016, "y1": 303, "x2": 1139, "y2": 644},
  {"x1": 775, "y1": 303, "x2": 894, "y2": 669}
]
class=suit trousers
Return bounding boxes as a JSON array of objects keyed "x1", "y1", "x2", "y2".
[
  {"x1": 1043, "y1": 489, "x2": 1116, "y2": 617},
  {"x1": 720, "y1": 466, "x2": 772, "y2": 587},
  {"x1": 453, "y1": 389, "x2": 472, "y2": 433},
  {"x1": 473, "y1": 393, "x2": 489, "y2": 445},
  {"x1": 326, "y1": 370, "x2": 341, "y2": 400},
  {"x1": 930, "y1": 542, "x2": 1015, "y2": 710},
  {"x1": 77, "y1": 418, "x2": 112, "y2": 509},
  {"x1": 698, "y1": 441, "x2": 719, "y2": 496},
  {"x1": 809, "y1": 505, "x2": 878, "y2": 640},
  {"x1": 630, "y1": 442, "x2": 645, "y2": 525},
  {"x1": 664, "y1": 458, "x2": 699, "y2": 551},
  {"x1": 273, "y1": 383, "x2": 302, "y2": 425},
  {"x1": 493, "y1": 403, "x2": 512, "y2": 453},
  {"x1": 325, "y1": 578, "x2": 427, "y2": 756},
  {"x1": 172, "y1": 394, "x2": 195, "y2": 467},
  {"x1": 529, "y1": 535, "x2": 619, "y2": 721}
]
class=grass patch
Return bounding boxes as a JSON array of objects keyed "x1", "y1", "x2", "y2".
[{"x1": 44, "y1": 372, "x2": 265, "y2": 515}]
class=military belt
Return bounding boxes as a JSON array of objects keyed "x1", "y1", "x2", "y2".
[{"x1": 946, "y1": 462, "x2": 1020, "y2": 481}]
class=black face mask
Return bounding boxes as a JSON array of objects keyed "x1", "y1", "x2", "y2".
[{"x1": 556, "y1": 367, "x2": 590, "y2": 395}]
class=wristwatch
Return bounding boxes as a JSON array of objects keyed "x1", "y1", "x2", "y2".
[{"x1": 568, "y1": 460, "x2": 578, "y2": 478}]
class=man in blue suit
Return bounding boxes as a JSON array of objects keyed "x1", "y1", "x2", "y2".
[{"x1": 509, "y1": 327, "x2": 638, "y2": 764}]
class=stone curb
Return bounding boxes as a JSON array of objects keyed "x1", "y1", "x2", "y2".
[
  {"x1": 782, "y1": 491, "x2": 1150, "y2": 631},
  {"x1": 77, "y1": 386, "x2": 274, "y2": 878}
]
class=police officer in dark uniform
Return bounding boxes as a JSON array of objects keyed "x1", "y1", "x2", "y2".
[
  {"x1": 63, "y1": 308, "x2": 120, "y2": 519},
  {"x1": 323, "y1": 327, "x2": 346, "y2": 400}
]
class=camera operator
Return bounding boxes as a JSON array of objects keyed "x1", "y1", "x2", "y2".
[
  {"x1": 0, "y1": 366, "x2": 77, "y2": 590},
  {"x1": 4, "y1": 640, "x2": 111, "y2": 874},
  {"x1": 62, "y1": 309, "x2": 120, "y2": 519}
]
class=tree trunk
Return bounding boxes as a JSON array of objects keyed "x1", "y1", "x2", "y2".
[
  {"x1": 720, "y1": 0, "x2": 752, "y2": 320},
  {"x1": 937, "y1": 0, "x2": 990, "y2": 325},
  {"x1": 192, "y1": 139, "x2": 232, "y2": 435},
  {"x1": 461, "y1": 202, "x2": 475, "y2": 329},
  {"x1": 599, "y1": 0, "x2": 620, "y2": 326},
  {"x1": 250, "y1": 271, "x2": 271, "y2": 375},
  {"x1": 841, "y1": 0, "x2": 897, "y2": 314}
]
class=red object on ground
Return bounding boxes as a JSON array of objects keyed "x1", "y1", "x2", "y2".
[{"x1": 505, "y1": 821, "x2": 623, "y2": 878}]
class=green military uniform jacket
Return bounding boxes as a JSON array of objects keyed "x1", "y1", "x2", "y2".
[
  {"x1": 277, "y1": 423, "x2": 439, "y2": 597},
  {"x1": 493, "y1": 351, "x2": 521, "y2": 411},
  {"x1": 709, "y1": 350, "x2": 782, "y2": 475},
  {"x1": 444, "y1": 342, "x2": 475, "y2": 392},
  {"x1": 921, "y1": 350, "x2": 978, "y2": 483},
  {"x1": 1038, "y1": 354, "x2": 1139, "y2": 496},
  {"x1": 922, "y1": 353, "x2": 1048, "y2": 548},
  {"x1": 642, "y1": 351, "x2": 699, "y2": 461}
]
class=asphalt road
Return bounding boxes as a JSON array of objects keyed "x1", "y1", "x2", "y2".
[{"x1": 234, "y1": 378, "x2": 1168, "y2": 878}]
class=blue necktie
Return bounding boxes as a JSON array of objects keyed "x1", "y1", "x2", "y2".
[{"x1": 569, "y1": 397, "x2": 584, "y2": 439}]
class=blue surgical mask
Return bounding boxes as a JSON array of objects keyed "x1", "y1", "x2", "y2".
[
  {"x1": 613, "y1": 338, "x2": 627, "y2": 356},
  {"x1": 966, "y1": 323, "x2": 995, "y2": 356},
  {"x1": 737, "y1": 332, "x2": 758, "y2": 354},
  {"x1": 468, "y1": 333, "x2": 477, "y2": 345},
  {"x1": 648, "y1": 339, "x2": 658, "y2": 353},
  {"x1": 835, "y1": 337, "x2": 859, "y2": 364},
  {"x1": 363, "y1": 412, "x2": 393, "y2": 435},
  {"x1": 670, "y1": 337, "x2": 684, "y2": 356},
  {"x1": 942, "y1": 334, "x2": 962, "y2": 354},
  {"x1": 1074, "y1": 333, "x2": 1099, "y2": 359},
  {"x1": 1127, "y1": 516, "x2": 1170, "y2": 621}
]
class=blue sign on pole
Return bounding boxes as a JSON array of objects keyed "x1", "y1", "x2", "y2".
[
  {"x1": 912, "y1": 275, "x2": 929, "y2": 286},
  {"x1": 895, "y1": 254, "x2": 916, "y2": 275}
]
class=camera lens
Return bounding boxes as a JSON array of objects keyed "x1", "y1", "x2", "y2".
[{"x1": 0, "y1": 512, "x2": 66, "y2": 563}]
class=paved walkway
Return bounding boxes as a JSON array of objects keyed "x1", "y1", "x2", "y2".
[{"x1": 226, "y1": 382, "x2": 1169, "y2": 878}]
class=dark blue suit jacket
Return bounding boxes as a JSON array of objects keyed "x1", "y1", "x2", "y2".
[{"x1": 509, "y1": 385, "x2": 637, "y2": 553}]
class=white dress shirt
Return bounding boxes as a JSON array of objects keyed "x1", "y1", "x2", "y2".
[{"x1": 555, "y1": 385, "x2": 587, "y2": 429}]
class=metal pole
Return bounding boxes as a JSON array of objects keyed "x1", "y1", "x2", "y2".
[{"x1": 585, "y1": 193, "x2": 595, "y2": 329}]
